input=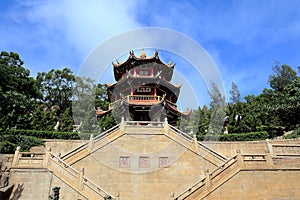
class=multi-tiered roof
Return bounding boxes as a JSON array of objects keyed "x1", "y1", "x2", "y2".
[{"x1": 96, "y1": 50, "x2": 191, "y2": 125}]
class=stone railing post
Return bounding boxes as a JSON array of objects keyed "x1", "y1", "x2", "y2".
[
  {"x1": 193, "y1": 134, "x2": 199, "y2": 152},
  {"x1": 163, "y1": 118, "x2": 169, "y2": 133},
  {"x1": 88, "y1": 134, "x2": 94, "y2": 152},
  {"x1": 265, "y1": 139, "x2": 273, "y2": 156},
  {"x1": 205, "y1": 169, "x2": 211, "y2": 191},
  {"x1": 78, "y1": 167, "x2": 84, "y2": 190},
  {"x1": 265, "y1": 151, "x2": 274, "y2": 168},
  {"x1": 43, "y1": 147, "x2": 51, "y2": 167},
  {"x1": 236, "y1": 149, "x2": 244, "y2": 168},
  {"x1": 12, "y1": 146, "x2": 21, "y2": 167},
  {"x1": 120, "y1": 117, "x2": 125, "y2": 131}
]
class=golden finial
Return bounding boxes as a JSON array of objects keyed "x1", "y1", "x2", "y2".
[{"x1": 140, "y1": 49, "x2": 146, "y2": 59}]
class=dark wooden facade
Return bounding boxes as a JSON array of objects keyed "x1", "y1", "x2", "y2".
[{"x1": 96, "y1": 50, "x2": 190, "y2": 125}]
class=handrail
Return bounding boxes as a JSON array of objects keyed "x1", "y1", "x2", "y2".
[
  {"x1": 109, "y1": 95, "x2": 162, "y2": 109},
  {"x1": 124, "y1": 120, "x2": 164, "y2": 127},
  {"x1": 60, "y1": 144, "x2": 88, "y2": 160},
  {"x1": 169, "y1": 125, "x2": 193, "y2": 141},
  {"x1": 272, "y1": 144, "x2": 300, "y2": 147},
  {"x1": 19, "y1": 152, "x2": 45, "y2": 158},
  {"x1": 175, "y1": 177, "x2": 206, "y2": 200},
  {"x1": 48, "y1": 152, "x2": 115, "y2": 199},
  {"x1": 175, "y1": 155, "x2": 238, "y2": 200},
  {"x1": 127, "y1": 95, "x2": 161, "y2": 102},
  {"x1": 61, "y1": 123, "x2": 121, "y2": 160},
  {"x1": 83, "y1": 176, "x2": 113, "y2": 198},
  {"x1": 197, "y1": 141, "x2": 227, "y2": 161},
  {"x1": 93, "y1": 123, "x2": 121, "y2": 140},
  {"x1": 49, "y1": 152, "x2": 79, "y2": 176},
  {"x1": 209, "y1": 155, "x2": 238, "y2": 179}
]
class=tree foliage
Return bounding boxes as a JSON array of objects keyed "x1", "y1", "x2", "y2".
[
  {"x1": 0, "y1": 51, "x2": 40, "y2": 129},
  {"x1": 268, "y1": 64, "x2": 297, "y2": 91},
  {"x1": 0, "y1": 51, "x2": 299, "y2": 148},
  {"x1": 208, "y1": 82, "x2": 226, "y2": 135},
  {"x1": 229, "y1": 82, "x2": 241, "y2": 104}
]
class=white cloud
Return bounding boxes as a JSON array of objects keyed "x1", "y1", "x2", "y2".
[{"x1": 1, "y1": 0, "x2": 141, "y2": 75}]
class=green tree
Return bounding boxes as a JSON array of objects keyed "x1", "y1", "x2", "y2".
[
  {"x1": 98, "y1": 113, "x2": 116, "y2": 132},
  {"x1": 60, "y1": 107, "x2": 74, "y2": 132},
  {"x1": 72, "y1": 77, "x2": 98, "y2": 133},
  {"x1": 95, "y1": 84, "x2": 110, "y2": 110},
  {"x1": 208, "y1": 82, "x2": 226, "y2": 135},
  {"x1": 229, "y1": 82, "x2": 241, "y2": 104},
  {"x1": 0, "y1": 51, "x2": 40, "y2": 129},
  {"x1": 36, "y1": 68, "x2": 75, "y2": 111},
  {"x1": 31, "y1": 105, "x2": 58, "y2": 131},
  {"x1": 36, "y1": 68, "x2": 75, "y2": 130},
  {"x1": 267, "y1": 77, "x2": 300, "y2": 129},
  {"x1": 268, "y1": 64, "x2": 297, "y2": 91}
]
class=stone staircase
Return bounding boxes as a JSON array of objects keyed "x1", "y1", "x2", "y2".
[
  {"x1": 174, "y1": 142, "x2": 300, "y2": 200},
  {"x1": 10, "y1": 147, "x2": 115, "y2": 200},
  {"x1": 61, "y1": 124, "x2": 123, "y2": 165},
  {"x1": 61, "y1": 121, "x2": 227, "y2": 168},
  {"x1": 8, "y1": 121, "x2": 300, "y2": 199}
]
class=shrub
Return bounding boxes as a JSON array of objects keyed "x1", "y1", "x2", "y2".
[
  {"x1": 0, "y1": 129, "x2": 81, "y2": 153},
  {"x1": 0, "y1": 141, "x2": 17, "y2": 154},
  {"x1": 283, "y1": 127, "x2": 300, "y2": 139},
  {"x1": 0, "y1": 135, "x2": 43, "y2": 153},
  {"x1": 219, "y1": 131, "x2": 269, "y2": 141},
  {"x1": 0, "y1": 129, "x2": 80, "y2": 140}
]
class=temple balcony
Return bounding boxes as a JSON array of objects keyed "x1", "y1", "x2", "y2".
[{"x1": 109, "y1": 95, "x2": 178, "y2": 110}]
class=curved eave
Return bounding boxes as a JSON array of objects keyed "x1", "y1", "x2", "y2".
[
  {"x1": 164, "y1": 101, "x2": 192, "y2": 118},
  {"x1": 181, "y1": 108, "x2": 192, "y2": 117},
  {"x1": 108, "y1": 76, "x2": 181, "y2": 99},
  {"x1": 95, "y1": 109, "x2": 112, "y2": 118},
  {"x1": 112, "y1": 50, "x2": 175, "y2": 81},
  {"x1": 112, "y1": 50, "x2": 175, "y2": 68}
]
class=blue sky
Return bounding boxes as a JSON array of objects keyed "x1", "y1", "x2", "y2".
[{"x1": 1, "y1": 0, "x2": 300, "y2": 108}]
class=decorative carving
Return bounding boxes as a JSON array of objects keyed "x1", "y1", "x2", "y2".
[
  {"x1": 119, "y1": 156, "x2": 130, "y2": 168},
  {"x1": 49, "y1": 186, "x2": 60, "y2": 200},
  {"x1": 159, "y1": 157, "x2": 168, "y2": 167},
  {"x1": 139, "y1": 157, "x2": 150, "y2": 168}
]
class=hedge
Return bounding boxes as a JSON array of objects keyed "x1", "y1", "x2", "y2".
[
  {"x1": 197, "y1": 131, "x2": 269, "y2": 141},
  {"x1": 0, "y1": 141, "x2": 17, "y2": 154},
  {"x1": 283, "y1": 127, "x2": 300, "y2": 139},
  {"x1": 0, "y1": 129, "x2": 82, "y2": 154},
  {"x1": 219, "y1": 131, "x2": 269, "y2": 141},
  {"x1": 0, "y1": 135, "x2": 43, "y2": 153},
  {"x1": 0, "y1": 129, "x2": 80, "y2": 140}
]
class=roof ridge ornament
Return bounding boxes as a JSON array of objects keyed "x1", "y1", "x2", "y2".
[{"x1": 140, "y1": 49, "x2": 146, "y2": 59}]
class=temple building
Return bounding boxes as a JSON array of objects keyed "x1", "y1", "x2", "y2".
[
  {"x1": 1, "y1": 50, "x2": 300, "y2": 200},
  {"x1": 96, "y1": 50, "x2": 191, "y2": 125}
]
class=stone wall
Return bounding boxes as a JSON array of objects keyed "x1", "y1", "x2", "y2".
[
  {"x1": 2, "y1": 125, "x2": 300, "y2": 200},
  {"x1": 202, "y1": 138, "x2": 300, "y2": 157},
  {"x1": 9, "y1": 168, "x2": 86, "y2": 200},
  {"x1": 203, "y1": 170, "x2": 300, "y2": 199},
  {"x1": 71, "y1": 133, "x2": 218, "y2": 200}
]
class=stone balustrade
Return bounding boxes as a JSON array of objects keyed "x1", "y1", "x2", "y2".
[{"x1": 11, "y1": 146, "x2": 115, "y2": 200}]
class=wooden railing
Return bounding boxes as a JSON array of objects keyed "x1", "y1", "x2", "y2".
[
  {"x1": 109, "y1": 95, "x2": 162, "y2": 109},
  {"x1": 127, "y1": 95, "x2": 161, "y2": 102}
]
